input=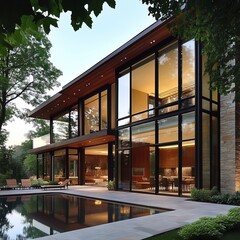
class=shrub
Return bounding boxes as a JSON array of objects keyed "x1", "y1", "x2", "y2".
[
  {"x1": 210, "y1": 193, "x2": 230, "y2": 204},
  {"x1": 191, "y1": 188, "x2": 211, "y2": 202},
  {"x1": 107, "y1": 180, "x2": 115, "y2": 190},
  {"x1": 30, "y1": 178, "x2": 48, "y2": 187},
  {"x1": 214, "y1": 214, "x2": 236, "y2": 231},
  {"x1": 227, "y1": 208, "x2": 240, "y2": 229},
  {"x1": 226, "y1": 192, "x2": 240, "y2": 206},
  {"x1": 178, "y1": 217, "x2": 225, "y2": 240},
  {"x1": 210, "y1": 186, "x2": 220, "y2": 196},
  {"x1": 191, "y1": 186, "x2": 220, "y2": 202}
]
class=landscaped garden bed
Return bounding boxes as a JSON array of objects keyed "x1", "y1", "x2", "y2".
[{"x1": 146, "y1": 187, "x2": 240, "y2": 240}]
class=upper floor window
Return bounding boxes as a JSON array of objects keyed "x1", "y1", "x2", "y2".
[
  {"x1": 158, "y1": 42, "x2": 178, "y2": 114},
  {"x1": 132, "y1": 55, "x2": 155, "y2": 122},
  {"x1": 53, "y1": 111, "x2": 69, "y2": 143},
  {"x1": 84, "y1": 89, "x2": 108, "y2": 135}
]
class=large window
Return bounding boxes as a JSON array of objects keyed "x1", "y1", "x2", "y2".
[
  {"x1": 53, "y1": 149, "x2": 66, "y2": 182},
  {"x1": 84, "y1": 90, "x2": 108, "y2": 135},
  {"x1": 118, "y1": 69, "x2": 130, "y2": 126},
  {"x1": 116, "y1": 39, "x2": 219, "y2": 195},
  {"x1": 53, "y1": 112, "x2": 69, "y2": 143},
  {"x1": 182, "y1": 40, "x2": 195, "y2": 108},
  {"x1": 84, "y1": 94, "x2": 99, "y2": 134},
  {"x1": 158, "y1": 42, "x2": 178, "y2": 114},
  {"x1": 70, "y1": 105, "x2": 78, "y2": 138},
  {"x1": 132, "y1": 55, "x2": 155, "y2": 122},
  {"x1": 132, "y1": 122, "x2": 155, "y2": 192}
]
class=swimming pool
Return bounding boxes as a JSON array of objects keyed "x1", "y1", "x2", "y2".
[{"x1": 0, "y1": 193, "x2": 169, "y2": 239}]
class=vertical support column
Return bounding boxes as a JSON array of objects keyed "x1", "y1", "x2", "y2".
[
  {"x1": 50, "y1": 118, "x2": 54, "y2": 143},
  {"x1": 36, "y1": 154, "x2": 39, "y2": 179},
  {"x1": 50, "y1": 151, "x2": 53, "y2": 181},
  {"x1": 195, "y1": 41, "x2": 202, "y2": 189},
  {"x1": 66, "y1": 148, "x2": 69, "y2": 180},
  {"x1": 79, "y1": 148, "x2": 85, "y2": 185},
  {"x1": 108, "y1": 142, "x2": 113, "y2": 181}
]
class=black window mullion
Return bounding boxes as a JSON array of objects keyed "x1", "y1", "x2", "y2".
[
  {"x1": 155, "y1": 51, "x2": 159, "y2": 194},
  {"x1": 129, "y1": 66, "x2": 132, "y2": 191},
  {"x1": 196, "y1": 40, "x2": 202, "y2": 189},
  {"x1": 178, "y1": 40, "x2": 182, "y2": 196},
  {"x1": 99, "y1": 92, "x2": 101, "y2": 131}
]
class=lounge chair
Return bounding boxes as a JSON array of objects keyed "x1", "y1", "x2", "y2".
[
  {"x1": 41, "y1": 179, "x2": 70, "y2": 190},
  {"x1": 21, "y1": 179, "x2": 32, "y2": 189},
  {"x1": 6, "y1": 179, "x2": 19, "y2": 189}
]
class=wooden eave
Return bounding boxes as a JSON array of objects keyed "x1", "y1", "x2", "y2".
[
  {"x1": 29, "y1": 19, "x2": 172, "y2": 120},
  {"x1": 29, "y1": 129, "x2": 115, "y2": 154}
]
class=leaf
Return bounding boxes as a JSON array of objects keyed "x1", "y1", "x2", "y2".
[{"x1": 106, "y1": 0, "x2": 116, "y2": 8}]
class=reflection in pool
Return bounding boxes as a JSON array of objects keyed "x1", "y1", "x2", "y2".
[{"x1": 0, "y1": 194, "x2": 168, "y2": 239}]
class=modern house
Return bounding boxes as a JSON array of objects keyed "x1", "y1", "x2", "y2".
[{"x1": 29, "y1": 18, "x2": 239, "y2": 196}]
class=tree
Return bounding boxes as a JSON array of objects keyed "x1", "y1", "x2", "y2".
[
  {"x1": 1, "y1": 1, "x2": 239, "y2": 97},
  {"x1": 0, "y1": 30, "x2": 62, "y2": 134},
  {"x1": 142, "y1": 0, "x2": 240, "y2": 98}
]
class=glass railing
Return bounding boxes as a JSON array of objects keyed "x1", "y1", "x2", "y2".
[{"x1": 33, "y1": 134, "x2": 50, "y2": 148}]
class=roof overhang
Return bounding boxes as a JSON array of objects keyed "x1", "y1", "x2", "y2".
[
  {"x1": 29, "y1": 129, "x2": 115, "y2": 154},
  {"x1": 29, "y1": 19, "x2": 172, "y2": 120}
]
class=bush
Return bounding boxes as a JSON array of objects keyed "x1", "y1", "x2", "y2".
[
  {"x1": 227, "y1": 208, "x2": 240, "y2": 229},
  {"x1": 107, "y1": 180, "x2": 115, "y2": 190},
  {"x1": 178, "y1": 217, "x2": 225, "y2": 240},
  {"x1": 30, "y1": 178, "x2": 48, "y2": 187},
  {"x1": 191, "y1": 188, "x2": 212, "y2": 202},
  {"x1": 210, "y1": 193, "x2": 230, "y2": 204},
  {"x1": 227, "y1": 192, "x2": 240, "y2": 206},
  {"x1": 178, "y1": 208, "x2": 240, "y2": 240}
]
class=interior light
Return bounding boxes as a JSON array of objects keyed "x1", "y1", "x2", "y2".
[
  {"x1": 159, "y1": 142, "x2": 195, "y2": 149},
  {"x1": 95, "y1": 200, "x2": 102, "y2": 205}
]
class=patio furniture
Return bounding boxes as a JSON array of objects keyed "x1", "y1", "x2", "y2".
[
  {"x1": 41, "y1": 179, "x2": 70, "y2": 190},
  {"x1": 21, "y1": 179, "x2": 32, "y2": 189},
  {"x1": 6, "y1": 179, "x2": 19, "y2": 189}
]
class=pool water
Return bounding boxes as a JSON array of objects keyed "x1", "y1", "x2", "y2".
[{"x1": 0, "y1": 194, "x2": 168, "y2": 239}]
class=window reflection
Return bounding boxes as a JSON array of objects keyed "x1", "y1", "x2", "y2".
[
  {"x1": 70, "y1": 105, "x2": 78, "y2": 138},
  {"x1": 84, "y1": 94, "x2": 99, "y2": 134},
  {"x1": 53, "y1": 149, "x2": 66, "y2": 182},
  {"x1": 132, "y1": 55, "x2": 155, "y2": 122},
  {"x1": 53, "y1": 112, "x2": 69, "y2": 143},
  {"x1": 182, "y1": 40, "x2": 195, "y2": 99},
  {"x1": 182, "y1": 112, "x2": 195, "y2": 140},
  {"x1": 118, "y1": 70, "x2": 130, "y2": 119},
  {"x1": 158, "y1": 116, "x2": 178, "y2": 143},
  {"x1": 158, "y1": 42, "x2": 178, "y2": 108}
]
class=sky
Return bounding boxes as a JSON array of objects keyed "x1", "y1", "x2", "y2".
[{"x1": 5, "y1": 0, "x2": 156, "y2": 146}]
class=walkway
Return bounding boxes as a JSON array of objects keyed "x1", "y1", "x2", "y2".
[{"x1": 0, "y1": 186, "x2": 235, "y2": 240}]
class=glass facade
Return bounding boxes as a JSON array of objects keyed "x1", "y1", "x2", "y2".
[
  {"x1": 116, "y1": 39, "x2": 219, "y2": 196},
  {"x1": 34, "y1": 36, "x2": 219, "y2": 196}
]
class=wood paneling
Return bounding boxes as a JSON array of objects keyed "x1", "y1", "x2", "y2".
[{"x1": 159, "y1": 146, "x2": 195, "y2": 168}]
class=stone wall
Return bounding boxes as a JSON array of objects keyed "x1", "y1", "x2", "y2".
[
  {"x1": 235, "y1": 100, "x2": 240, "y2": 191},
  {"x1": 220, "y1": 93, "x2": 236, "y2": 193}
]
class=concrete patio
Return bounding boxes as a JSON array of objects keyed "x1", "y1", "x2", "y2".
[{"x1": 0, "y1": 185, "x2": 236, "y2": 240}]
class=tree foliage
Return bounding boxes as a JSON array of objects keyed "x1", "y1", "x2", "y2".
[
  {"x1": 0, "y1": 0, "x2": 116, "y2": 54},
  {"x1": 142, "y1": 0, "x2": 240, "y2": 98},
  {"x1": 0, "y1": 30, "x2": 62, "y2": 133}
]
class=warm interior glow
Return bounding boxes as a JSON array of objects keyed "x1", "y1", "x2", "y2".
[{"x1": 159, "y1": 142, "x2": 195, "y2": 149}]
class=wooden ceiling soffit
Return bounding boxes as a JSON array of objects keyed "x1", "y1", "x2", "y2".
[{"x1": 29, "y1": 130, "x2": 115, "y2": 154}]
